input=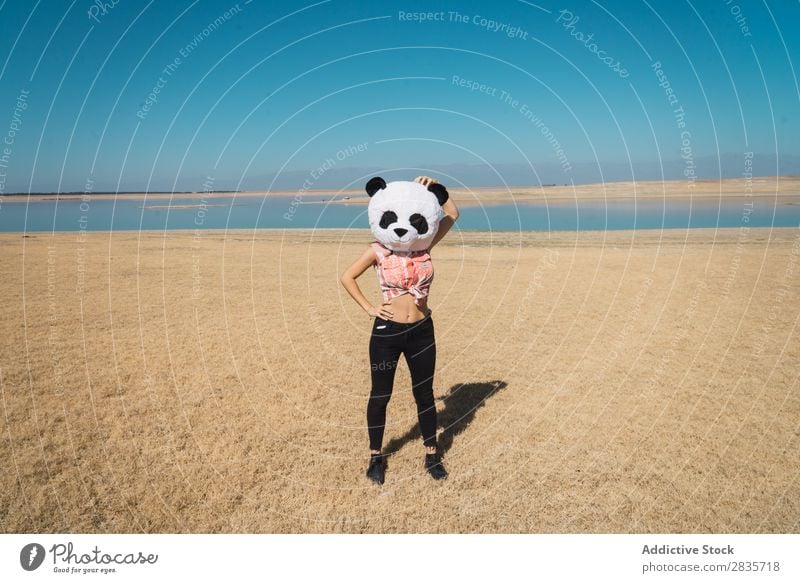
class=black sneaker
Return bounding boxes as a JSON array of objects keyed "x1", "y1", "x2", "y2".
[
  {"x1": 366, "y1": 453, "x2": 386, "y2": 485},
  {"x1": 424, "y1": 451, "x2": 448, "y2": 480}
]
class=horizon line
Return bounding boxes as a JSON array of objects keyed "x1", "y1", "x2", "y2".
[{"x1": 2, "y1": 173, "x2": 796, "y2": 196}]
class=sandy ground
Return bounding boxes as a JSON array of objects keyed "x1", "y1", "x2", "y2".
[
  {"x1": 1, "y1": 226, "x2": 798, "y2": 533},
  {"x1": 9, "y1": 175, "x2": 800, "y2": 207}
]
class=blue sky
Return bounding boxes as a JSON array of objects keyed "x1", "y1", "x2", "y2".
[{"x1": 0, "y1": 0, "x2": 798, "y2": 192}]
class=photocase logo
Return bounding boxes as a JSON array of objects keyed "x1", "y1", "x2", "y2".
[{"x1": 20, "y1": 543, "x2": 46, "y2": 571}]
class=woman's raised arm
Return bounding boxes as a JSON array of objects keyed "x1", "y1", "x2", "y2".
[{"x1": 428, "y1": 197, "x2": 458, "y2": 251}]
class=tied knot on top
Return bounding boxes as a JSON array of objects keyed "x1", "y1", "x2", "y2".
[{"x1": 372, "y1": 242, "x2": 434, "y2": 306}]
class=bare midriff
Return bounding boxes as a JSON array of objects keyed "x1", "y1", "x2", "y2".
[{"x1": 386, "y1": 293, "x2": 431, "y2": 323}]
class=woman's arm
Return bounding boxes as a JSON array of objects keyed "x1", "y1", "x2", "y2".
[
  {"x1": 339, "y1": 246, "x2": 394, "y2": 319},
  {"x1": 414, "y1": 176, "x2": 458, "y2": 250},
  {"x1": 429, "y1": 197, "x2": 459, "y2": 250}
]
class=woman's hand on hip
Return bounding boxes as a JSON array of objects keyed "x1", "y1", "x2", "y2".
[{"x1": 367, "y1": 302, "x2": 394, "y2": 319}]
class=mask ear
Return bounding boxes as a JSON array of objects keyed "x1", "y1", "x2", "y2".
[
  {"x1": 366, "y1": 176, "x2": 386, "y2": 197},
  {"x1": 428, "y1": 182, "x2": 449, "y2": 205}
]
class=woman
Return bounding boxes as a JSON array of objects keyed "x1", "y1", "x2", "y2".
[{"x1": 340, "y1": 175, "x2": 459, "y2": 484}]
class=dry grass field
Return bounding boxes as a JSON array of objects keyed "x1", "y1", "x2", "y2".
[{"x1": 1, "y1": 225, "x2": 798, "y2": 533}]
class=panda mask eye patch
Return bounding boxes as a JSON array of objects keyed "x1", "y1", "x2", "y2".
[
  {"x1": 379, "y1": 211, "x2": 398, "y2": 229},
  {"x1": 409, "y1": 213, "x2": 429, "y2": 235}
]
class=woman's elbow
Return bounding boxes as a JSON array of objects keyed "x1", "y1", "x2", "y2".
[{"x1": 446, "y1": 201, "x2": 459, "y2": 222}]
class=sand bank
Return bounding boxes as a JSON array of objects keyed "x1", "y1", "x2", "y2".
[{"x1": 9, "y1": 175, "x2": 800, "y2": 208}]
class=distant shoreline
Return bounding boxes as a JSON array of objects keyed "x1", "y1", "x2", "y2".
[
  {"x1": 7, "y1": 225, "x2": 798, "y2": 238},
  {"x1": 2, "y1": 175, "x2": 799, "y2": 207}
]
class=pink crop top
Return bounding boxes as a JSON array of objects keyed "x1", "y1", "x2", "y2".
[{"x1": 371, "y1": 241, "x2": 434, "y2": 306}]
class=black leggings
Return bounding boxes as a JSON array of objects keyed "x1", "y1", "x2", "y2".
[{"x1": 367, "y1": 313, "x2": 438, "y2": 451}]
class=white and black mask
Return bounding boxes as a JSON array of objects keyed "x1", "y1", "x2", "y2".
[{"x1": 365, "y1": 177, "x2": 449, "y2": 252}]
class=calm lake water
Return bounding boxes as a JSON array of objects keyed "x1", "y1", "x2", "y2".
[{"x1": 1, "y1": 195, "x2": 798, "y2": 232}]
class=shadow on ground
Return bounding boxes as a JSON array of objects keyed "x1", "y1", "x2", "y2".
[{"x1": 383, "y1": 380, "x2": 508, "y2": 458}]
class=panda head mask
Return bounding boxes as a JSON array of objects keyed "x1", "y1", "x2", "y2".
[{"x1": 365, "y1": 176, "x2": 449, "y2": 253}]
